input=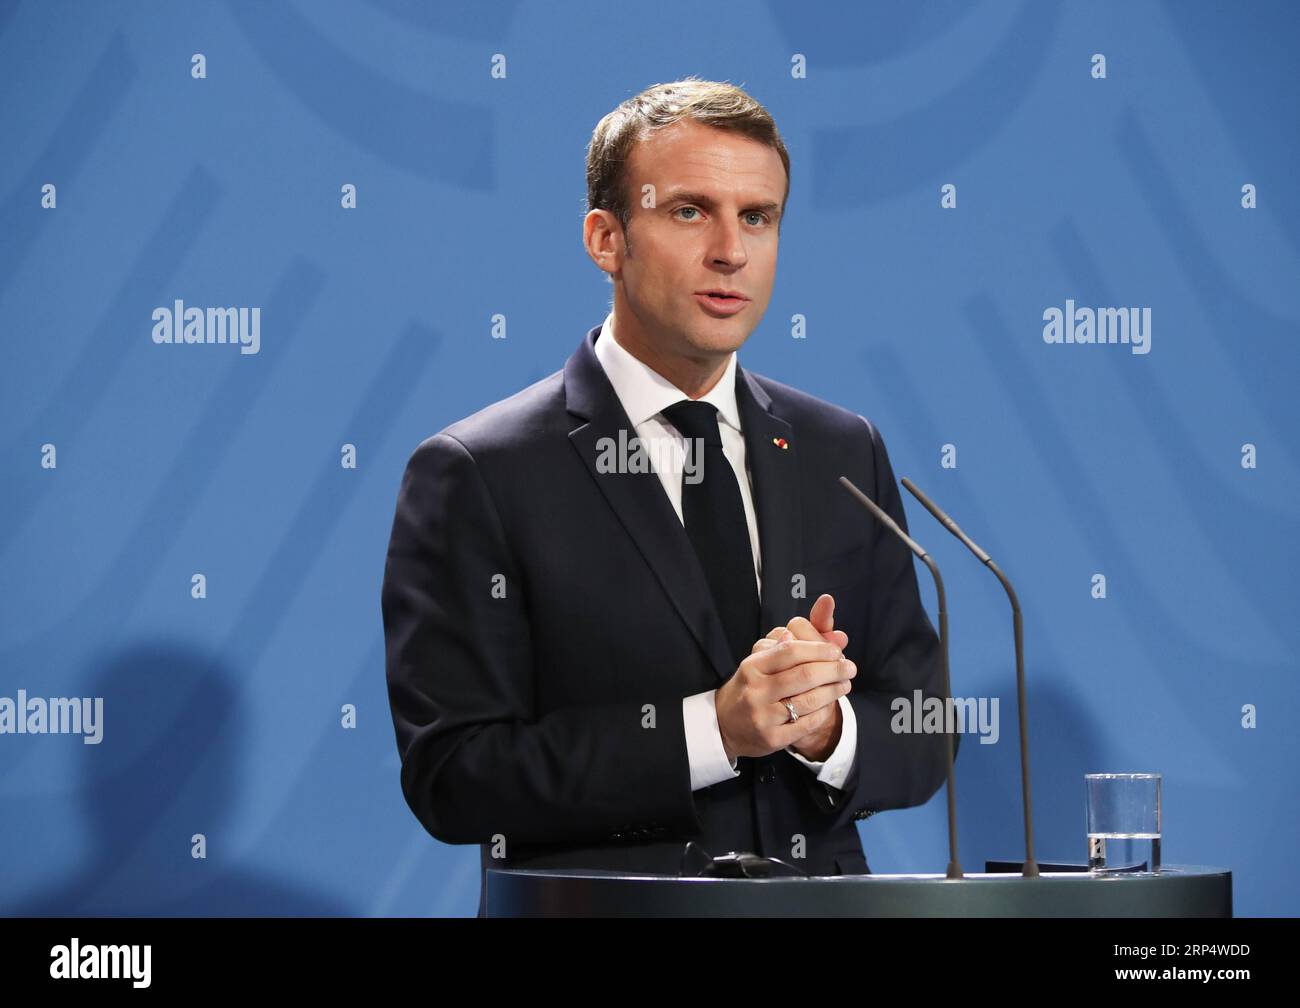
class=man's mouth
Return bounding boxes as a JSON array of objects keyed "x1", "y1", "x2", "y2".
[{"x1": 694, "y1": 291, "x2": 751, "y2": 316}]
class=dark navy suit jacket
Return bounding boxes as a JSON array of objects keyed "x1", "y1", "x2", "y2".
[{"x1": 381, "y1": 324, "x2": 956, "y2": 916}]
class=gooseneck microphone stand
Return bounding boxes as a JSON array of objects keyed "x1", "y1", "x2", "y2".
[
  {"x1": 900, "y1": 477, "x2": 1038, "y2": 879},
  {"x1": 838, "y1": 476, "x2": 962, "y2": 880}
]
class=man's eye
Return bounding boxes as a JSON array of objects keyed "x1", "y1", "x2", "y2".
[
  {"x1": 745, "y1": 212, "x2": 768, "y2": 226},
  {"x1": 675, "y1": 206, "x2": 699, "y2": 220}
]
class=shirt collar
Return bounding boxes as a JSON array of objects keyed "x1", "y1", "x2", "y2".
[{"x1": 592, "y1": 311, "x2": 743, "y2": 432}]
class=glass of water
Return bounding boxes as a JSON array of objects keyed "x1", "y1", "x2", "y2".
[{"x1": 1085, "y1": 773, "x2": 1161, "y2": 874}]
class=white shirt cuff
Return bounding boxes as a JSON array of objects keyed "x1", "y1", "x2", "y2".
[
  {"x1": 784, "y1": 695, "x2": 857, "y2": 789},
  {"x1": 682, "y1": 690, "x2": 741, "y2": 791}
]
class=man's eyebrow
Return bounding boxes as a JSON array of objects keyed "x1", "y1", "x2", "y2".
[{"x1": 661, "y1": 189, "x2": 783, "y2": 217}]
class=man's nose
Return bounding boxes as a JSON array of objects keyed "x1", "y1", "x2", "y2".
[{"x1": 707, "y1": 218, "x2": 748, "y2": 268}]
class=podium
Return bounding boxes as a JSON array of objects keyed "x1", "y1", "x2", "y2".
[{"x1": 485, "y1": 865, "x2": 1231, "y2": 917}]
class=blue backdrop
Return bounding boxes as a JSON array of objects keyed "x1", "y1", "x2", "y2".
[{"x1": 1, "y1": 0, "x2": 1296, "y2": 917}]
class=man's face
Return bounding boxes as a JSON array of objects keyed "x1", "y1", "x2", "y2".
[{"x1": 611, "y1": 119, "x2": 785, "y2": 365}]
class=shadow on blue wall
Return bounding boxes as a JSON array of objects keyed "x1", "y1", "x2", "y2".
[{"x1": 12, "y1": 640, "x2": 353, "y2": 916}]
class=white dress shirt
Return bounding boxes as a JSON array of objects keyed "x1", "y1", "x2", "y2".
[{"x1": 592, "y1": 312, "x2": 857, "y2": 793}]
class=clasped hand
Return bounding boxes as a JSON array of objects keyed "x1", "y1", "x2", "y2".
[{"x1": 715, "y1": 593, "x2": 855, "y2": 765}]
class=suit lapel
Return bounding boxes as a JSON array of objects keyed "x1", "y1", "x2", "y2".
[
  {"x1": 735, "y1": 364, "x2": 803, "y2": 637},
  {"x1": 564, "y1": 326, "x2": 803, "y2": 684},
  {"x1": 565, "y1": 326, "x2": 735, "y2": 683}
]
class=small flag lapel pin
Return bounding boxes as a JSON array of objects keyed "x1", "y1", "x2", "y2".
[{"x1": 772, "y1": 437, "x2": 789, "y2": 450}]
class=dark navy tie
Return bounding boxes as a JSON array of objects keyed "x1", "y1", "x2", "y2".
[{"x1": 659, "y1": 399, "x2": 761, "y2": 670}]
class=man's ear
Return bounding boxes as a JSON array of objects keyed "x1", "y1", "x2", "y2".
[{"x1": 583, "y1": 208, "x2": 625, "y2": 277}]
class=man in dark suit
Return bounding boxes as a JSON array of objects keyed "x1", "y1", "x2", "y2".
[{"x1": 381, "y1": 79, "x2": 955, "y2": 917}]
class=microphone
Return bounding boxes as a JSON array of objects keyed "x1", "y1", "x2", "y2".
[
  {"x1": 899, "y1": 477, "x2": 1039, "y2": 878},
  {"x1": 837, "y1": 476, "x2": 963, "y2": 880}
]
